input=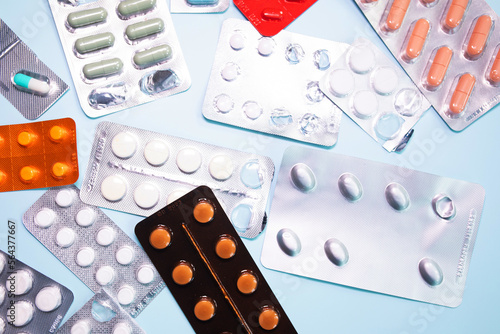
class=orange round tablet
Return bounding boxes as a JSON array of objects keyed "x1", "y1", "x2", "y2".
[
  {"x1": 18, "y1": 131, "x2": 35, "y2": 147},
  {"x1": 215, "y1": 236, "x2": 237, "y2": 259},
  {"x1": 193, "y1": 201, "x2": 214, "y2": 223},
  {"x1": 259, "y1": 307, "x2": 279, "y2": 330},
  {"x1": 49, "y1": 126, "x2": 66, "y2": 142},
  {"x1": 20, "y1": 166, "x2": 39, "y2": 183},
  {"x1": 172, "y1": 262, "x2": 194, "y2": 285},
  {"x1": 194, "y1": 298, "x2": 216, "y2": 321},
  {"x1": 149, "y1": 226, "x2": 171, "y2": 250},
  {"x1": 52, "y1": 162, "x2": 70, "y2": 179},
  {"x1": 237, "y1": 272, "x2": 258, "y2": 294}
]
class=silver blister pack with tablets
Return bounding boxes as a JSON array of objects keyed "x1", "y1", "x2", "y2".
[
  {"x1": 48, "y1": 0, "x2": 191, "y2": 118},
  {"x1": 0, "y1": 249, "x2": 74, "y2": 333},
  {"x1": 22, "y1": 185, "x2": 164, "y2": 318},
  {"x1": 354, "y1": 0, "x2": 500, "y2": 131},
  {"x1": 170, "y1": 0, "x2": 230, "y2": 13},
  {"x1": 80, "y1": 121, "x2": 275, "y2": 238},
  {"x1": 56, "y1": 289, "x2": 145, "y2": 334},
  {"x1": 319, "y1": 37, "x2": 430, "y2": 152},
  {"x1": 202, "y1": 18, "x2": 349, "y2": 147},
  {"x1": 261, "y1": 146, "x2": 485, "y2": 307}
]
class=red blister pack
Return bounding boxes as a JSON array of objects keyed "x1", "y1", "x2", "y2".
[{"x1": 234, "y1": 0, "x2": 318, "y2": 36}]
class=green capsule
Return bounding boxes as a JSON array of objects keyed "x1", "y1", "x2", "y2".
[
  {"x1": 67, "y1": 7, "x2": 108, "y2": 29},
  {"x1": 125, "y1": 18, "x2": 164, "y2": 41},
  {"x1": 83, "y1": 58, "x2": 123, "y2": 79},
  {"x1": 133, "y1": 44, "x2": 172, "y2": 68},
  {"x1": 75, "y1": 32, "x2": 115, "y2": 54},
  {"x1": 118, "y1": 0, "x2": 156, "y2": 17}
]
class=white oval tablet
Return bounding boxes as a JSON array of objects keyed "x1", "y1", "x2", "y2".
[
  {"x1": 144, "y1": 139, "x2": 169, "y2": 166},
  {"x1": 55, "y1": 189, "x2": 75, "y2": 208},
  {"x1": 349, "y1": 44, "x2": 376, "y2": 74},
  {"x1": 329, "y1": 69, "x2": 354, "y2": 97},
  {"x1": 96, "y1": 226, "x2": 116, "y2": 246},
  {"x1": 117, "y1": 285, "x2": 135, "y2": 306},
  {"x1": 258, "y1": 37, "x2": 275, "y2": 56},
  {"x1": 10, "y1": 301, "x2": 34, "y2": 327},
  {"x1": 116, "y1": 246, "x2": 135, "y2": 265},
  {"x1": 76, "y1": 247, "x2": 95, "y2": 267},
  {"x1": 71, "y1": 320, "x2": 91, "y2": 334},
  {"x1": 166, "y1": 188, "x2": 190, "y2": 205},
  {"x1": 136, "y1": 265, "x2": 155, "y2": 284},
  {"x1": 221, "y1": 62, "x2": 240, "y2": 81},
  {"x1": 133, "y1": 182, "x2": 160, "y2": 209},
  {"x1": 176, "y1": 147, "x2": 202, "y2": 174},
  {"x1": 229, "y1": 32, "x2": 245, "y2": 50},
  {"x1": 35, "y1": 286, "x2": 62, "y2": 312},
  {"x1": 6, "y1": 270, "x2": 33, "y2": 295},
  {"x1": 35, "y1": 208, "x2": 56, "y2": 228},
  {"x1": 96, "y1": 266, "x2": 115, "y2": 286},
  {"x1": 214, "y1": 94, "x2": 234, "y2": 114},
  {"x1": 111, "y1": 132, "x2": 137, "y2": 159},
  {"x1": 352, "y1": 90, "x2": 378, "y2": 119},
  {"x1": 372, "y1": 67, "x2": 398, "y2": 95},
  {"x1": 242, "y1": 101, "x2": 263, "y2": 120},
  {"x1": 101, "y1": 174, "x2": 128, "y2": 202},
  {"x1": 75, "y1": 207, "x2": 96, "y2": 227},
  {"x1": 56, "y1": 227, "x2": 76, "y2": 248},
  {"x1": 209, "y1": 155, "x2": 234, "y2": 181}
]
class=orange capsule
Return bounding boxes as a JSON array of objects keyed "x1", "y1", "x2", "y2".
[
  {"x1": 466, "y1": 15, "x2": 492, "y2": 59},
  {"x1": 444, "y1": 0, "x2": 469, "y2": 31},
  {"x1": 17, "y1": 131, "x2": 36, "y2": 147},
  {"x1": 20, "y1": 166, "x2": 40, "y2": 183},
  {"x1": 405, "y1": 19, "x2": 430, "y2": 60},
  {"x1": 49, "y1": 126, "x2": 67, "y2": 142},
  {"x1": 386, "y1": 0, "x2": 411, "y2": 32},
  {"x1": 449, "y1": 73, "x2": 475, "y2": 115},
  {"x1": 488, "y1": 49, "x2": 500, "y2": 84},
  {"x1": 52, "y1": 162, "x2": 70, "y2": 179},
  {"x1": 426, "y1": 46, "x2": 453, "y2": 88}
]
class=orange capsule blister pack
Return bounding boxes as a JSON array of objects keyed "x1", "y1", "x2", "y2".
[
  {"x1": 355, "y1": 0, "x2": 500, "y2": 131},
  {"x1": 0, "y1": 118, "x2": 78, "y2": 192}
]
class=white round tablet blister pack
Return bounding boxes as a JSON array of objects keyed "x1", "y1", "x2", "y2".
[
  {"x1": 96, "y1": 266, "x2": 115, "y2": 286},
  {"x1": 214, "y1": 94, "x2": 234, "y2": 114},
  {"x1": 101, "y1": 175, "x2": 128, "y2": 202},
  {"x1": 352, "y1": 90, "x2": 378, "y2": 119},
  {"x1": 11, "y1": 300, "x2": 34, "y2": 327},
  {"x1": 56, "y1": 227, "x2": 76, "y2": 248},
  {"x1": 96, "y1": 226, "x2": 116, "y2": 246},
  {"x1": 144, "y1": 139, "x2": 169, "y2": 166},
  {"x1": 117, "y1": 285, "x2": 135, "y2": 306},
  {"x1": 136, "y1": 266, "x2": 155, "y2": 285},
  {"x1": 166, "y1": 188, "x2": 190, "y2": 205},
  {"x1": 329, "y1": 69, "x2": 354, "y2": 97},
  {"x1": 35, "y1": 208, "x2": 56, "y2": 228},
  {"x1": 242, "y1": 101, "x2": 263, "y2": 120},
  {"x1": 71, "y1": 320, "x2": 91, "y2": 334},
  {"x1": 76, "y1": 247, "x2": 95, "y2": 267},
  {"x1": 112, "y1": 132, "x2": 137, "y2": 159},
  {"x1": 133, "y1": 182, "x2": 160, "y2": 209},
  {"x1": 258, "y1": 37, "x2": 275, "y2": 56},
  {"x1": 0, "y1": 286, "x2": 5, "y2": 305},
  {"x1": 209, "y1": 155, "x2": 234, "y2": 181},
  {"x1": 229, "y1": 31, "x2": 246, "y2": 50},
  {"x1": 221, "y1": 62, "x2": 240, "y2": 81},
  {"x1": 372, "y1": 67, "x2": 398, "y2": 95},
  {"x1": 35, "y1": 286, "x2": 62, "y2": 312},
  {"x1": 116, "y1": 246, "x2": 135, "y2": 265},
  {"x1": 176, "y1": 147, "x2": 202, "y2": 174},
  {"x1": 55, "y1": 189, "x2": 75, "y2": 208},
  {"x1": 348, "y1": 44, "x2": 376, "y2": 74},
  {"x1": 76, "y1": 207, "x2": 96, "y2": 227}
]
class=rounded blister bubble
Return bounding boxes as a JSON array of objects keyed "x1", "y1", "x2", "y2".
[
  {"x1": 285, "y1": 43, "x2": 305, "y2": 64},
  {"x1": 96, "y1": 226, "x2": 116, "y2": 246},
  {"x1": 176, "y1": 147, "x2": 202, "y2": 174},
  {"x1": 0, "y1": 256, "x2": 5, "y2": 274},
  {"x1": 116, "y1": 245, "x2": 135, "y2": 265},
  {"x1": 230, "y1": 31, "x2": 246, "y2": 50},
  {"x1": 375, "y1": 113, "x2": 403, "y2": 140},
  {"x1": 329, "y1": 69, "x2": 354, "y2": 97},
  {"x1": 71, "y1": 320, "x2": 91, "y2": 334},
  {"x1": 113, "y1": 322, "x2": 132, "y2": 334},
  {"x1": 56, "y1": 227, "x2": 76, "y2": 248},
  {"x1": 7, "y1": 270, "x2": 33, "y2": 295},
  {"x1": 338, "y1": 173, "x2": 363, "y2": 202},
  {"x1": 55, "y1": 188, "x2": 75, "y2": 208},
  {"x1": 314, "y1": 49, "x2": 331, "y2": 70},
  {"x1": 221, "y1": 62, "x2": 240, "y2": 82},
  {"x1": 214, "y1": 94, "x2": 234, "y2": 114},
  {"x1": 231, "y1": 204, "x2": 253, "y2": 233},
  {"x1": 299, "y1": 113, "x2": 320, "y2": 136},
  {"x1": 432, "y1": 194, "x2": 456, "y2": 220},
  {"x1": 0, "y1": 286, "x2": 5, "y2": 305},
  {"x1": 133, "y1": 182, "x2": 160, "y2": 209},
  {"x1": 10, "y1": 300, "x2": 34, "y2": 327},
  {"x1": 324, "y1": 238, "x2": 349, "y2": 266},
  {"x1": 35, "y1": 286, "x2": 62, "y2": 312},
  {"x1": 101, "y1": 174, "x2": 128, "y2": 202},
  {"x1": 372, "y1": 67, "x2": 398, "y2": 95},
  {"x1": 240, "y1": 160, "x2": 264, "y2": 189},
  {"x1": 242, "y1": 101, "x2": 263, "y2": 120},
  {"x1": 111, "y1": 132, "x2": 137, "y2": 159},
  {"x1": 166, "y1": 188, "x2": 190, "y2": 205},
  {"x1": 352, "y1": 90, "x2": 378, "y2": 119},
  {"x1": 209, "y1": 155, "x2": 234, "y2": 181},
  {"x1": 385, "y1": 183, "x2": 411, "y2": 211},
  {"x1": 76, "y1": 247, "x2": 95, "y2": 267},
  {"x1": 349, "y1": 44, "x2": 376, "y2": 74},
  {"x1": 258, "y1": 37, "x2": 275, "y2": 56},
  {"x1": 96, "y1": 266, "x2": 115, "y2": 286},
  {"x1": 270, "y1": 108, "x2": 293, "y2": 129},
  {"x1": 394, "y1": 88, "x2": 422, "y2": 116},
  {"x1": 419, "y1": 258, "x2": 444, "y2": 286},
  {"x1": 289, "y1": 163, "x2": 316, "y2": 193},
  {"x1": 35, "y1": 208, "x2": 56, "y2": 228},
  {"x1": 277, "y1": 228, "x2": 301, "y2": 257},
  {"x1": 306, "y1": 81, "x2": 324, "y2": 103},
  {"x1": 136, "y1": 265, "x2": 155, "y2": 284},
  {"x1": 117, "y1": 285, "x2": 135, "y2": 306},
  {"x1": 76, "y1": 207, "x2": 96, "y2": 227},
  {"x1": 0, "y1": 317, "x2": 4, "y2": 333},
  {"x1": 144, "y1": 139, "x2": 169, "y2": 166}
]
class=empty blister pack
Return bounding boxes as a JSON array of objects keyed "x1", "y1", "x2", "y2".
[
  {"x1": 203, "y1": 18, "x2": 348, "y2": 147},
  {"x1": 56, "y1": 289, "x2": 145, "y2": 334},
  {"x1": 170, "y1": 0, "x2": 230, "y2": 14},
  {"x1": 48, "y1": 0, "x2": 191, "y2": 118},
  {"x1": 0, "y1": 249, "x2": 74, "y2": 333},
  {"x1": 80, "y1": 121, "x2": 274, "y2": 238},
  {"x1": 0, "y1": 19, "x2": 68, "y2": 120},
  {"x1": 355, "y1": 0, "x2": 500, "y2": 131},
  {"x1": 319, "y1": 37, "x2": 430, "y2": 152},
  {"x1": 135, "y1": 186, "x2": 297, "y2": 333},
  {"x1": 22, "y1": 186, "x2": 165, "y2": 318},
  {"x1": 261, "y1": 146, "x2": 485, "y2": 307}
]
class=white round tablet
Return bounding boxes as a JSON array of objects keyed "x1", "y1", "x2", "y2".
[
  {"x1": 352, "y1": 90, "x2": 378, "y2": 119},
  {"x1": 35, "y1": 286, "x2": 62, "y2": 312},
  {"x1": 96, "y1": 226, "x2": 116, "y2": 246},
  {"x1": 176, "y1": 147, "x2": 202, "y2": 174},
  {"x1": 136, "y1": 265, "x2": 155, "y2": 284},
  {"x1": 242, "y1": 101, "x2": 263, "y2": 120},
  {"x1": 329, "y1": 69, "x2": 354, "y2": 97},
  {"x1": 56, "y1": 227, "x2": 76, "y2": 248},
  {"x1": 229, "y1": 32, "x2": 246, "y2": 50},
  {"x1": 111, "y1": 132, "x2": 137, "y2": 159},
  {"x1": 71, "y1": 320, "x2": 91, "y2": 334},
  {"x1": 117, "y1": 285, "x2": 135, "y2": 306},
  {"x1": 349, "y1": 44, "x2": 376, "y2": 74},
  {"x1": 35, "y1": 208, "x2": 56, "y2": 228},
  {"x1": 144, "y1": 139, "x2": 169, "y2": 166},
  {"x1": 76, "y1": 247, "x2": 95, "y2": 267},
  {"x1": 7, "y1": 270, "x2": 33, "y2": 295},
  {"x1": 209, "y1": 155, "x2": 234, "y2": 181},
  {"x1": 133, "y1": 182, "x2": 160, "y2": 209},
  {"x1": 0, "y1": 256, "x2": 5, "y2": 275},
  {"x1": 0, "y1": 286, "x2": 6, "y2": 305},
  {"x1": 221, "y1": 62, "x2": 240, "y2": 82},
  {"x1": 101, "y1": 174, "x2": 128, "y2": 202},
  {"x1": 55, "y1": 189, "x2": 75, "y2": 208},
  {"x1": 11, "y1": 301, "x2": 34, "y2": 327},
  {"x1": 0, "y1": 318, "x2": 5, "y2": 334},
  {"x1": 96, "y1": 266, "x2": 115, "y2": 286},
  {"x1": 75, "y1": 207, "x2": 96, "y2": 227},
  {"x1": 116, "y1": 245, "x2": 135, "y2": 265},
  {"x1": 372, "y1": 67, "x2": 398, "y2": 95},
  {"x1": 214, "y1": 94, "x2": 234, "y2": 114},
  {"x1": 258, "y1": 37, "x2": 275, "y2": 56},
  {"x1": 166, "y1": 188, "x2": 189, "y2": 205}
]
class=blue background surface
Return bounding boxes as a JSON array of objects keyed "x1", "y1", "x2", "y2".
[{"x1": 1, "y1": 1, "x2": 499, "y2": 333}]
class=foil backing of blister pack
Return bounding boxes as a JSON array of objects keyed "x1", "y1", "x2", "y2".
[
  {"x1": 170, "y1": 0, "x2": 230, "y2": 13},
  {"x1": 354, "y1": 0, "x2": 500, "y2": 131},
  {"x1": 80, "y1": 121, "x2": 275, "y2": 238},
  {"x1": 47, "y1": 0, "x2": 191, "y2": 118},
  {"x1": 319, "y1": 37, "x2": 430, "y2": 152},
  {"x1": 22, "y1": 185, "x2": 165, "y2": 318},
  {"x1": 261, "y1": 146, "x2": 485, "y2": 307},
  {"x1": 202, "y1": 18, "x2": 348, "y2": 147}
]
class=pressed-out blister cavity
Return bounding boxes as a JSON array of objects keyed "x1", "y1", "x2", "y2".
[
  {"x1": 0, "y1": 249, "x2": 74, "y2": 332},
  {"x1": 355, "y1": 0, "x2": 500, "y2": 131},
  {"x1": 203, "y1": 19, "x2": 349, "y2": 147},
  {"x1": 170, "y1": 0, "x2": 229, "y2": 14},
  {"x1": 47, "y1": 0, "x2": 191, "y2": 118},
  {"x1": 261, "y1": 146, "x2": 486, "y2": 307},
  {"x1": 80, "y1": 122, "x2": 274, "y2": 238},
  {"x1": 56, "y1": 289, "x2": 146, "y2": 334},
  {"x1": 22, "y1": 185, "x2": 165, "y2": 318}
]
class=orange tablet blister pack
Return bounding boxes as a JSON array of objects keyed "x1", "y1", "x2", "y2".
[{"x1": 0, "y1": 118, "x2": 78, "y2": 192}]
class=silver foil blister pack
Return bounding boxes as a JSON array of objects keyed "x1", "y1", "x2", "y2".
[
  {"x1": 0, "y1": 19, "x2": 68, "y2": 120},
  {"x1": 56, "y1": 289, "x2": 145, "y2": 334},
  {"x1": 22, "y1": 185, "x2": 164, "y2": 318},
  {"x1": 354, "y1": 0, "x2": 500, "y2": 131},
  {"x1": 0, "y1": 249, "x2": 74, "y2": 333},
  {"x1": 202, "y1": 18, "x2": 349, "y2": 147},
  {"x1": 80, "y1": 121, "x2": 275, "y2": 238},
  {"x1": 48, "y1": 0, "x2": 191, "y2": 118},
  {"x1": 261, "y1": 146, "x2": 485, "y2": 307},
  {"x1": 170, "y1": 0, "x2": 230, "y2": 13},
  {"x1": 319, "y1": 37, "x2": 430, "y2": 152}
]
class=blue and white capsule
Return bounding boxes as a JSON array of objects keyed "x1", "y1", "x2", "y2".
[{"x1": 13, "y1": 73, "x2": 51, "y2": 95}]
